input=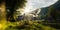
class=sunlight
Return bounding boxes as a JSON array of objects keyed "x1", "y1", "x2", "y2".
[{"x1": 17, "y1": 0, "x2": 58, "y2": 15}]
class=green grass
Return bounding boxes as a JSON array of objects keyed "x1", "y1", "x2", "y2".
[{"x1": 0, "y1": 20, "x2": 58, "y2": 30}]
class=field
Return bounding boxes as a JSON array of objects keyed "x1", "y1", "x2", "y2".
[{"x1": 0, "y1": 20, "x2": 58, "y2": 30}]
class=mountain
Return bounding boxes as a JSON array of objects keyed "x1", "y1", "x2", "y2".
[{"x1": 43, "y1": 0, "x2": 60, "y2": 29}]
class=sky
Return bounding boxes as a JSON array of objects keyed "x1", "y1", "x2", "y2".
[
  {"x1": 24, "y1": 0, "x2": 58, "y2": 12},
  {"x1": 19, "y1": 0, "x2": 58, "y2": 15},
  {"x1": 27, "y1": 0, "x2": 58, "y2": 9}
]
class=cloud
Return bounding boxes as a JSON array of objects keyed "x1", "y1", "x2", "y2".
[
  {"x1": 27, "y1": 0, "x2": 58, "y2": 9},
  {"x1": 20, "y1": 0, "x2": 58, "y2": 14}
]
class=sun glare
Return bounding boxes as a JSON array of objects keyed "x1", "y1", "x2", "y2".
[
  {"x1": 19, "y1": 0, "x2": 58, "y2": 15},
  {"x1": 21, "y1": 0, "x2": 34, "y2": 15}
]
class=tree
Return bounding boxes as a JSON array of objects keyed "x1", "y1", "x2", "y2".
[{"x1": 6, "y1": 0, "x2": 27, "y2": 22}]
